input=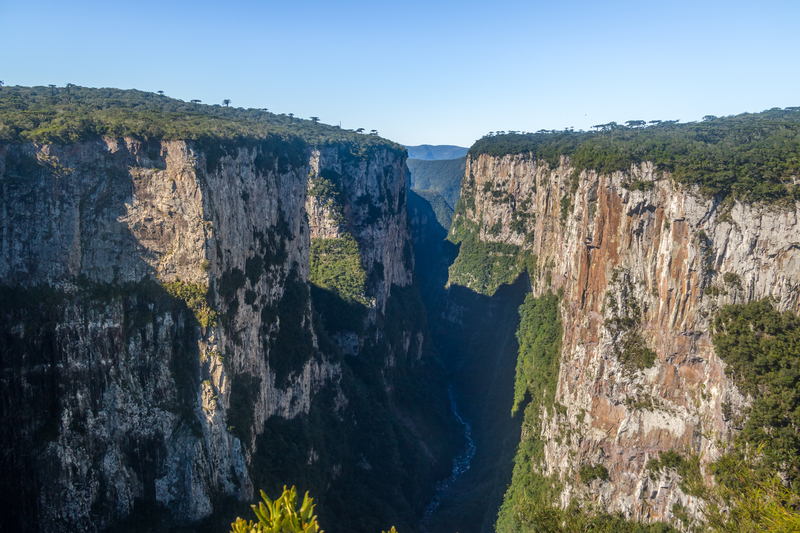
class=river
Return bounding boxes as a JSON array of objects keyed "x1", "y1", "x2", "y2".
[{"x1": 421, "y1": 387, "x2": 477, "y2": 528}]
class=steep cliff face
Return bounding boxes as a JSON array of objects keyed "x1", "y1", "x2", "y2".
[
  {"x1": 449, "y1": 152, "x2": 800, "y2": 523},
  {"x1": 306, "y1": 146, "x2": 411, "y2": 310},
  {"x1": 0, "y1": 133, "x2": 454, "y2": 532}
]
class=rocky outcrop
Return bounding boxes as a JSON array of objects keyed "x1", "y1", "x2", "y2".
[
  {"x1": 306, "y1": 147, "x2": 411, "y2": 311},
  {"x1": 450, "y1": 152, "x2": 800, "y2": 523},
  {"x1": 0, "y1": 135, "x2": 449, "y2": 532}
]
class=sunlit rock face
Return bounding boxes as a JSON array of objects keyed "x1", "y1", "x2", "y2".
[{"x1": 453, "y1": 152, "x2": 800, "y2": 522}]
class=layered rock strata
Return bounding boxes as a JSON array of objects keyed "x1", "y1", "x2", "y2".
[{"x1": 450, "y1": 153, "x2": 800, "y2": 522}]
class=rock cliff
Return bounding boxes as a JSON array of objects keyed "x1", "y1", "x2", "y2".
[
  {"x1": 448, "y1": 151, "x2": 800, "y2": 524},
  {"x1": 0, "y1": 130, "x2": 455, "y2": 532}
]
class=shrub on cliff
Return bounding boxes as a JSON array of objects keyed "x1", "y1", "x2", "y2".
[
  {"x1": 447, "y1": 236, "x2": 529, "y2": 296},
  {"x1": 309, "y1": 234, "x2": 369, "y2": 306},
  {"x1": 704, "y1": 447, "x2": 800, "y2": 533},
  {"x1": 162, "y1": 280, "x2": 217, "y2": 328},
  {"x1": 712, "y1": 299, "x2": 800, "y2": 485}
]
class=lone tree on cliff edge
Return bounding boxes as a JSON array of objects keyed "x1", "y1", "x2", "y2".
[
  {"x1": 223, "y1": 99, "x2": 231, "y2": 107},
  {"x1": 310, "y1": 117, "x2": 319, "y2": 124}
]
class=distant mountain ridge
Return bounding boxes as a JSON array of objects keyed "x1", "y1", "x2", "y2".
[
  {"x1": 405, "y1": 144, "x2": 468, "y2": 161},
  {"x1": 408, "y1": 156, "x2": 466, "y2": 209}
]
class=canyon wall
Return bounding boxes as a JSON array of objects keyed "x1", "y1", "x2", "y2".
[
  {"x1": 0, "y1": 136, "x2": 454, "y2": 532},
  {"x1": 449, "y1": 152, "x2": 800, "y2": 523}
]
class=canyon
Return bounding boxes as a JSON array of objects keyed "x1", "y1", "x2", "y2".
[
  {"x1": 2, "y1": 88, "x2": 799, "y2": 533},
  {"x1": 0, "y1": 115, "x2": 458, "y2": 532}
]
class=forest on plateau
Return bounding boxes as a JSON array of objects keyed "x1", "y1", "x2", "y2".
[
  {"x1": 0, "y1": 85, "x2": 403, "y2": 158},
  {"x1": 470, "y1": 109, "x2": 800, "y2": 203}
]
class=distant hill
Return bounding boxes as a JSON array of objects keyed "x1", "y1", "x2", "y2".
[
  {"x1": 407, "y1": 156, "x2": 465, "y2": 209},
  {"x1": 412, "y1": 189, "x2": 454, "y2": 230},
  {"x1": 405, "y1": 144, "x2": 468, "y2": 161}
]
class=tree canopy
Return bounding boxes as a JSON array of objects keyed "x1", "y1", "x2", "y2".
[
  {"x1": 469, "y1": 108, "x2": 800, "y2": 203},
  {"x1": 0, "y1": 85, "x2": 405, "y2": 158}
]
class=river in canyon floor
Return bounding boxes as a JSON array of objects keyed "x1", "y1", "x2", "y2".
[{"x1": 421, "y1": 387, "x2": 477, "y2": 530}]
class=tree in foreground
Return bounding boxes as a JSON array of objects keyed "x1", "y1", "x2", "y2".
[
  {"x1": 231, "y1": 486, "x2": 321, "y2": 533},
  {"x1": 704, "y1": 447, "x2": 800, "y2": 533},
  {"x1": 230, "y1": 487, "x2": 398, "y2": 533}
]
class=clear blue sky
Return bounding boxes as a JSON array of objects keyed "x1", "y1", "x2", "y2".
[{"x1": 2, "y1": 0, "x2": 798, "y2": 147}]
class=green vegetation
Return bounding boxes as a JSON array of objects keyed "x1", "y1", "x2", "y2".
[
  {"x1": 645, "y1": 451, "x2": 706, "y2": 497},
  {"x1": 579, "y1": 464, "x2": 610, "y2": 483},
  {"x1": 309, "y1": 235, "x2": 369, "y2": 306},
  {"x1": 498, "y1": 291, "x2": 677, "y2": 532},
  {"x1": 616, "y1": 300, "x2": 800, "y2": 531},
  {"x1": 604, "y1": 270, "x2": 657, "y2": 372},
  {"x1": 498, "y1": 292, "x2": 563, "y2": 531},
  {"x1": 703, "y1": 450, "x2": 800, "y2": 533},
  {"x1": 407, "y1": 156, "x2": 465, "y2": 208},
  {"x1": 447, "y1": 236, "x2": 532, "y2": 296},
  {"x1": 510, "y1": 210, "x2": 533, "y2": 236},
  {"x1": 704, "y1": 286, "x2": 727, "y2": 297},
  {"x1": 307, "y1": 173, "x2": 339, "y2": 198},
  {"x1": 0, "y1": 86, "x2": 404, "y2": 159},
  {"x1": 230, "y1": 486, "x2": 403, "y2": 533},
  {"x1": 560, "y1": 194, "x2": 572, "y2": 221},
  {"x1": 500, "y1": 499, "x2": 680, "y2": 533},
  {"x1": 411, "y1": 189, "x2": 454, "y2": 230},
  {"x1": 447, "y1": 198, "x2": 477, "y2": 245},
  {"x1": 511, "y1": 293, "x2": 563, "y2": 416},
  {"x1": 252, "y1": 282, "x2": 457, "y2": 533},
  {"x1": 446, "y1": 182, "x2": 540, "y2": 293},
  {"x1": 711, "y1": 299, "x2": 800, "y2": 485},
  {"x1": 469, "y1": 108, "x2": 800, "y2": 204},
  {"x1": 618, "y1": 333, "x2": 657, "y2": 371},
  {"x1": 307, "y1": 171, "x2": 346, "y2": 226},
  {"x1": 445, "y1": 170, "x2": 535, "y2": 297},
  {"x1": 231, "y1": 486, "x2": 322, "y2": 533},
  {"x1": 723, "y1": 272, "x2": 743, "y2": 289},
  {"x1": 0, "y1": 87, "x2": 459, "y2": 533},
  {"x1": 162, "y1": 280, "x2": 217, "y2": 328}
]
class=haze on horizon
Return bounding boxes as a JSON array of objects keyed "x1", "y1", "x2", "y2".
[{"x1": 1, "y1": 0, "x2": 798, "y2": 147}]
